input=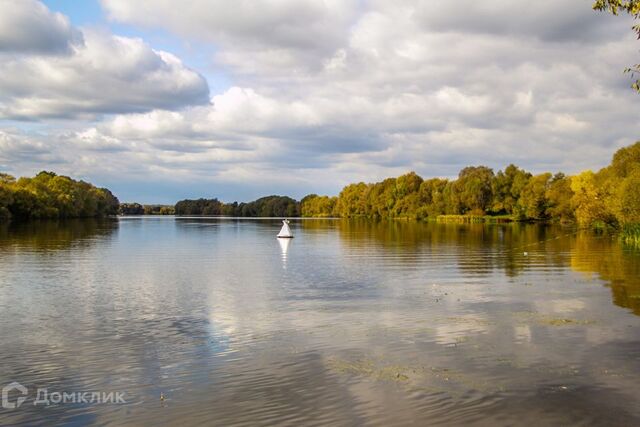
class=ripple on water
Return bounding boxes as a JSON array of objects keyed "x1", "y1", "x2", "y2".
[{"x1": 1, "y1": 219, "x2": 640, "y2": 425}]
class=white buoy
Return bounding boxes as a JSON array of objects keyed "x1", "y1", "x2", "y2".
[{"x1": 277, "y1": 219, "x2": 293, "y2": 238}]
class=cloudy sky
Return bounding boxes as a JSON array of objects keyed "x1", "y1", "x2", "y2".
[{"x1": 0, "y1": 0, "x2": 638, "y2": 203}]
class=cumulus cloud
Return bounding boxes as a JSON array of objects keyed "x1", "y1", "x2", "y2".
[
  {"x1": 102, "y1": 0, "x2": 354, "y2": 47},
  {"x1": 0, "y1": 129, "x2": 65, "y2": 167},
  {"x1": 0, "y1": 1, "x2": 209, "y2": 119},
  {"x1": 2, "y1": 0, "x2": 640, "y2": 202},
  {"x1": 411, "y1": 0, "x2": 629, "y2": 42},
  {"x1": 0, "y1": 0, "x2": 83, "y2": 54},
  {"x1": 101, "y1": 0, "x2": 358, "y2": 72}
]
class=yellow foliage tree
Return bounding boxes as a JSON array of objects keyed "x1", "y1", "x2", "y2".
[{"x1": 571, "y1": 171, "x2": 613, "y2": 227}]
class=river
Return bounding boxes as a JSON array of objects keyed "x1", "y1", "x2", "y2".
[{"x1": 1, "y1": 217, "x2": 639, "y2": 426}]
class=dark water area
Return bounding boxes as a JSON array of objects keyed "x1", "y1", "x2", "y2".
[{"x1": 0, "y1": 217, "x2": 639, "y2": 426}]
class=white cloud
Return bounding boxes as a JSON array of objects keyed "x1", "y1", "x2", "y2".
[
  {"x1": 101, "y1": 0, "x2": 356, "y2": 49},
  {"x1": 411, "y1": 0, "x2": 630, "y2": 42},
  {"x1": 2, "y1": 0, "x2": 640, "y2": 202},
  {"x1": 0, "y1": 129, "x2": 65, "y2": 168},
  {"x1": 101, "y1": 0, "x2": 359, "y2": 72},
  {"x1": 0, "y1": 2, "x2": 209, "y2": 119},
  {"x1": 0, "y1": 0, "x2": 83, "y2": 54}
]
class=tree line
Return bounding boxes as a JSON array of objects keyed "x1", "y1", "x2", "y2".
[
  {"x1": 301, "y1": 141, "x2": 640, "y2": 229},
  {"x1": 119, "y1": 203, "x2": 174, "y2": 215},
  {"x1": 0, "y1": 171, "x2": 119, "y2": 221},
  {"x1": 3, "y1": 142, "x2": 638, "y2": 230},
  {"x1": 174, "y1": 195, "x2": 300, "y2": 217}
]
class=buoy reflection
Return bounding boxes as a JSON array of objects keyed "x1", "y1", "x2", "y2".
[{"x1": 278, "y1": 237, "x2": 290, "y2": 269}]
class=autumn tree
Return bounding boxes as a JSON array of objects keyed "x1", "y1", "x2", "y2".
[
  {"x1": 417, "y1": 178, "x2": 448, "y2": 218},
  {"x1": 571, "y1": 171, "x2": 616, "y2": 227},
  {"x1": 453, "y1": 166, "x2": 495, "y2": 215},
  {"x1": 335, "y1": 183, "x2": 369, "y2": 217},
  {"x1": 600, "y1": 141, "x2": 640, "y2": 223},
  {"x1": 615, "y1": 168, "x2": 640, "y2": 222},
  {"x1": 0, "y1": 173, "x2": 15, "y2": 220},
  {"x1": 392, "y1": 172, "x2": 423, "y2": 218},
  {"x1": 0, "y1": 171, "x2": 119, "y2": 221},
  {"x1": 518, "y1": 173, "x2": 552, "y2": 220},
  {"x1": 301, "y1": 195, "x2": 337, "y2": 217},
  {"x1": 545, "y1": 173, "x2": 575, "y2": 223}
]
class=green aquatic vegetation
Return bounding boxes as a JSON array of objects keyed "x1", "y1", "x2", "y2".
[
  {"x1": 620, "y1": 223, "x2": 640, "y2": 247},
  {"x1": 435, "y1": 215, "x2": 513, "y2": 223}
]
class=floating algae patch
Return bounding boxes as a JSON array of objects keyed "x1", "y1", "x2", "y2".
[
  {"x1": 513, "y1": 311, "x2": 596, "y2": 326},
  {"x1": 327, "y1": 357, "x2": 505, "y2": 394},
  {"x1": 327, "y1": 357, "x2": 411, "y2": 382},
  {"x1": 538, "y1": 317, "x2": 595, "y2": 326}
]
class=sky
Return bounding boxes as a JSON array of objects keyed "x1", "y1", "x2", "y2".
[{"x1": 0, "y1": 0, "x2": 639, "y2": 203}]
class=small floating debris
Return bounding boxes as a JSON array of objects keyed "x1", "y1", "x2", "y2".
[{"x1": 277, "y1": 219, "x2": 293, "y2": 238}]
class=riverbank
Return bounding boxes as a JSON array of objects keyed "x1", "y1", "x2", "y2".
[{"x1": 436, "y1": 214, "x2": 514, "y2": 223}]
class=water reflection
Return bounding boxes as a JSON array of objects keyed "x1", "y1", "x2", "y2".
[
  {"x1": 0, "y1": 218, "x2": 118, "y2": 251},
  {"x1": 1, "y1": 218, "x2": 639, "y2": 426},
  {"x1": 302, "y1": 220, "x2": 639, "y2": 315},
  {"x1": 320, "y1": 220, "x2": 577, "y2": 278},
  {"x1": 277, "y1": 237, "x2": 290, "y2": 269},
  {"x1": 570, "y1": 232, "x2": 640, "y2": 315}
]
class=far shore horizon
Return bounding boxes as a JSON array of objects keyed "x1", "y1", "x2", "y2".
[{"x1": 2, "y1": 141, "x2": 640, "y2": 234}]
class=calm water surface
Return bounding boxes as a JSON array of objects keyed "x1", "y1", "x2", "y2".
[{"x1": 1, "y1": 217, "x2": 639, "y2": 426}]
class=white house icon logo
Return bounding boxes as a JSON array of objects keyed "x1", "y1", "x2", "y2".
[{"x1": 2, "y1": 382, "x2": 28, "y2": 409}]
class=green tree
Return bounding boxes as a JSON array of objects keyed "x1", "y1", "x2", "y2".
[
  {"x1": 0, "y1": 174, "x2": 15, "y2": 220},
  {"x1": 443, "y1": 181, "x2": 462, "y2": 215},
  {"x1": 394, "y1": 172, "x2": 422, "y2": 199},
  {"x1": 518, "y1": 173, "x2": 552, "y2": 220},
  {"x1": 454, "y1": 166, "x2": 494, "y2": 214},
  {"x1": 366, "y1": 178, "x2": 396, "y2": 218},
  {"x1": 491, "y1": 164, "x2": 531, "y2": 215},
  {"x1": 0, "y1": 171, "x2": 118, "y2": 221},
  {"x1": 594, "y1": 141, "x2": 640, "y2": 225},
  {"x1": 418, "y1": 178, "x2": 448, "y2": 218},
  {"x1": 120, "y1": 203, "x2": 145, "y2": 215}
]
